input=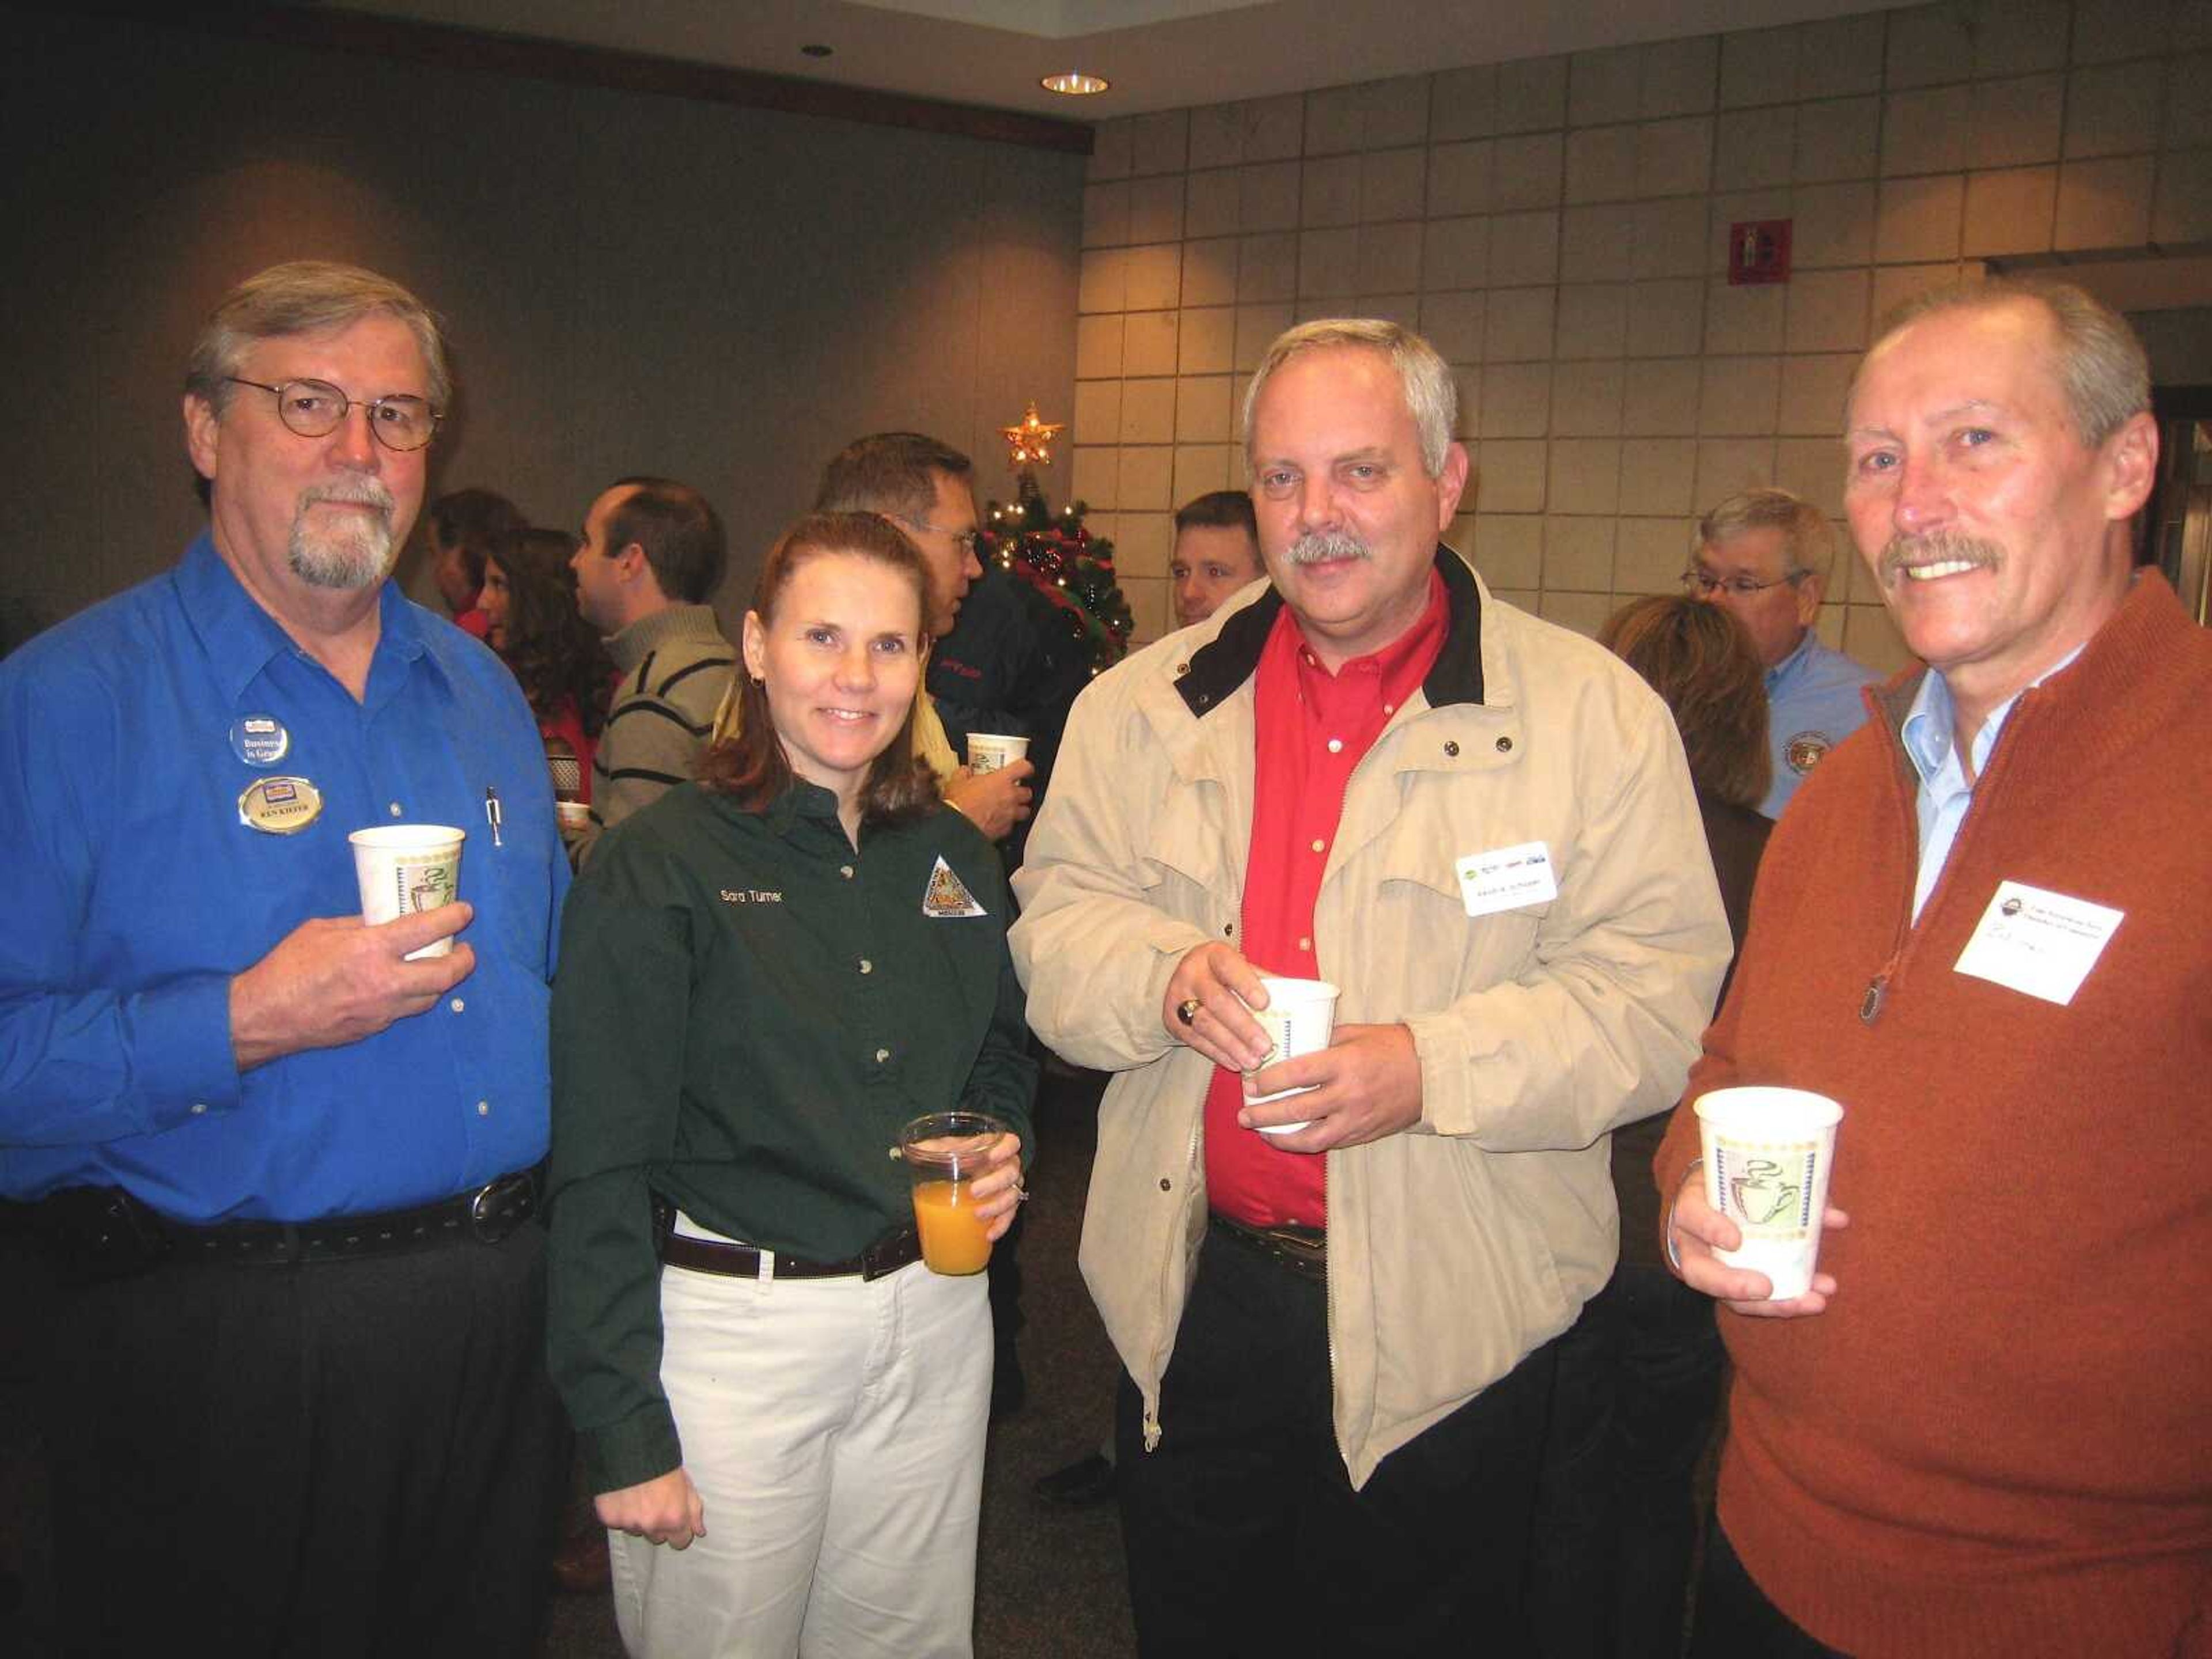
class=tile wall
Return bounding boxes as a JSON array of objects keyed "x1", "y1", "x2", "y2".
[{"x1": 1069, "y1": 0, "x2": 2212, "y2": 660}]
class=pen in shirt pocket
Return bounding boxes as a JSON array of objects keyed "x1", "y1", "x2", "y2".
[{"x1": 484, "y1": 786, "x2": 503, "y2": 849}]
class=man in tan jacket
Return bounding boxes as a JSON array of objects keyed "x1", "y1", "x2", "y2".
[{"x1": 1010, "y1": 319, "x2": 1729, "y2": 1655}]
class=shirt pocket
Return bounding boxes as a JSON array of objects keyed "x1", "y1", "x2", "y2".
[{"x1": 1360, "y1": 804, "x2": 1550, "y2": 1010}]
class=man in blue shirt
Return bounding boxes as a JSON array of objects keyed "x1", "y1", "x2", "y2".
[
  {"x1": 0, "y1": 262, "x2": 569, "y2": 1653},
  {"x1": 1685, "y1": 488, "x2": 1881, "y2": 819}
]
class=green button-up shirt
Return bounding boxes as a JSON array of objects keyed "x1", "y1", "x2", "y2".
[{"x1": 547, "y1": 778, "x2": 1036, "y2": 1490}]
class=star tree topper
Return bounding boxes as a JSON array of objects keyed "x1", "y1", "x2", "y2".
[{"x1": 1001, "y1": 401, "x2": 1066, "y2": 468}]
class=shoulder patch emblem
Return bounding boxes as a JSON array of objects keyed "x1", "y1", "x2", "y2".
[
  {"x1": 1783, "y1": 731, "x2": 1832, "y2": 775},
  {"x1": 922, "y1": 855, "x2": 987, "y2": 919}
]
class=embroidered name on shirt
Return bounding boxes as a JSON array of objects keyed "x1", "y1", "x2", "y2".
[
  {"x1": 922, "y1": 857, "x2": 987, "y2": 919},
  {"x1": 719, "y1": 889, "x2": 783, "y2": 904}
]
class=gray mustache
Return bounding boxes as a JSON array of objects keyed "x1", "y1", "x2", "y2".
[
  {"x1": 1878, "y1": 532, "x2": 2002, "y2": 582},
  {"x1": 300, "y1": 479, "x2": 396, "y2": 516},
  {"x1": 1285, "y1": 531, "x2": 1369, "y2": 566}
]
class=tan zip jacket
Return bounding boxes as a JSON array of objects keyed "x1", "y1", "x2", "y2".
[{"x1": 1010, "y1": 549, "x2": 1729, "y2": 1488}]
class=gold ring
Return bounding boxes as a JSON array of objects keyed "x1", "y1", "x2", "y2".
[{"x1": 1176, "y1": 997, "x2": 1202, "y2": 1027}]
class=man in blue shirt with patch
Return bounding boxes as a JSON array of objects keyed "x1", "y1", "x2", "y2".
[
  {"x1": 1684, "y1": 488, "x2": 1881, "y2": 819},
  {"x1": 0, "y1": 262, "x2": 569, "y2": 1653}
]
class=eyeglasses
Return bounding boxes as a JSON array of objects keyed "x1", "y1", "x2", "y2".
[
  {"x1": 1680, "y1": 567, "x2": 1806, "y2": 599},
  {"x1": 224, "y1": 376, "x2": 441, "y2": 452},
  {"x1": 892, "y1": 513, "x2": 982, "y2": 559}
]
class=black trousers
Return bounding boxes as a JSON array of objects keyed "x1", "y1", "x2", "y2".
[
  {"x1": 39, "y1": 1221, "x2": 567, "y2": 1658},
  {"x1": 1527, "y1": 1261, "x2": 1728, "y2": 1659},
  {"x1": 1687, "y1": 1527, "x2": 1853, "y2": 1659},
  {"x1": 1116, "y1": 1219, "x2": 1557, "y2": 1658}
]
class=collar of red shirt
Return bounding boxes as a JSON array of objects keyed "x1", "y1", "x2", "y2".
[{"x1": 1173, "y1": 544, "x2": 1487, "y2": 718}]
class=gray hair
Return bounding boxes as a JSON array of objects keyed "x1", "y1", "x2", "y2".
[
  {"x1": 184, "y1": 261, "x2": 451, "y2": 416},
  {"x1": 1242, "y1": 319, "x2": 1458, "y2": 478},
  {"x1": 1696, "y1": 487, "x2": 1838, "y2": 583},
  {"x1": 1855, "y1": 276, "x2": 2149, "y2": 449}
]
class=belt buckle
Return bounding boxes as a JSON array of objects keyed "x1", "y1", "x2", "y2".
[
  {"x1": 858, "y1": 1230, "x2": 910, "y2": 1281},
  {"x1": 468, "y1": 1173, "x2": 531, "y2": 1244}
]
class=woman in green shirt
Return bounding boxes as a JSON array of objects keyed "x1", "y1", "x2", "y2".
[{"x1": 547, "y1": 512, "x2": 1035, "y2": 1657}]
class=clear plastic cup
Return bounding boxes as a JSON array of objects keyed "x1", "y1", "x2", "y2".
[{"x1": 897, "y1": 1111, "x2": 1011, "y2": 1275}]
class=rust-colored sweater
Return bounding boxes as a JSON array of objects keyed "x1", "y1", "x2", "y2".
[{"x1": 1656, "y1": 573, "x2": 2212, "y2": 1659}]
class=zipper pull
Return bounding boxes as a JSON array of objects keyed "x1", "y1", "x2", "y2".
[{"x1": 1859, "y1": 974, "x2": 1888, "y2": 1024}]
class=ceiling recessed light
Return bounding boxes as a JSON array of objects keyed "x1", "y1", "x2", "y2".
[
  {"x1": 800, "y1": 43, "x2": 832, "y2": 58},
  {"x1": 1041, "y1": 71, "x2": 1110, "y2": 96}
]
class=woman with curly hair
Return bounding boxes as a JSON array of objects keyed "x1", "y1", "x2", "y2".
[{"x1": 480, "y1": 525, "x2": 612, "y2": 818}]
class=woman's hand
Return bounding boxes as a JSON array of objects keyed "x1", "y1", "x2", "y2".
[
  {"x1": 964, "y1": 1131, "x2": 1027, "y2": 1241},
  {"x1": 596, "y1": 1467, "x2": 707, "y2": 1550}
]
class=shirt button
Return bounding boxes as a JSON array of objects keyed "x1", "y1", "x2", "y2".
[
  {"x1": 875, "y1": 1048, "x2": 891, "y2": 1063},
  {"x1": 449, "y1": 998, "x2": 465, "y2": 1014},
  {"x1": 859, "y1": 959, "x2": 873, "y2": 975},
  {"x1": 840, "y1": 865, "x2": 855, "y2": 880},
  {"x1": 190, "y1": 1103, "x2": 208, "y2": 1116},
  {"x1": 388, "y1": 802, "x2": 404, "y2": 817},
  {"x1": 1383, "y1": 703, "x2": 1396, "y2": 716},
  {"x1": 1326, "y1": 738, "x2": 1343, "y2": 754},
  {"x1": 1298, "y1": 937, "x2": 1311, "y2": 952},
  {"x1": 476, "y1": 1100, "x2": 490, "y2": 1117},
  {"x1": 1444, "y1": 741, "x2": 1460, "y2": 757},
  {"x1": 1310, "y1": 839, "x2": 1325, "y2": 854}
]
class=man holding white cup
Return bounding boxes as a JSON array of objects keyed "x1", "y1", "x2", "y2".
[
  {"x1": 0, "y1": 262, "x2": 569, "y2": 1650},
  {"x1": 1012, "y1": 319, "x2": 1728, "y2": 1654},
  {"x1": 1657, "y1": 279, "x2": 2211, "y2": 1658}
]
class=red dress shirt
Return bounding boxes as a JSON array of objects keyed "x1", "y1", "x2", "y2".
[{"x1": 1204, "y1": 571, "x2": 1447, "y2": 1229}]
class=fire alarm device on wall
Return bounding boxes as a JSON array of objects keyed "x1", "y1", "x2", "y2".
[{"x1": 1729, "y1": 219, "x2": 1792, "y2": 285}]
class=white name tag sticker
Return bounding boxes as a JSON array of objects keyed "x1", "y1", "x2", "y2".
[
  {"x1": 1953, "y1": 880, "x2": 2123, "y2": 1006},
  {"x1": 1455, "y1": 841, "x2": 1559, "y2": 918}
]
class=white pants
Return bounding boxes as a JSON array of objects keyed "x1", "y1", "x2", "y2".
[{"x1": 609, "y1": 1225, "x2": 993, "y2": 1659}]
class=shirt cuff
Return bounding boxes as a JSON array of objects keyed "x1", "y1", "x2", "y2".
[
  {"x1": 581, "y1": 1401, "x2": 685, "y2": 1497},
  {"x1": 144, "y1": 972, "x2": 245, "y2": 1128},
  {"x1": 1664, "y1": 1158, "x2": 1702, "y2": 1276}
]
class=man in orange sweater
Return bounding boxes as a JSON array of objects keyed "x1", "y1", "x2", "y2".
[{"x1": 1657, "y1": 278, "x2": 2211, "y2": 1658}]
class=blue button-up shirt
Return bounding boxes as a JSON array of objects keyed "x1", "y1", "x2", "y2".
[
  {"x1": 1900, "y1": 646, "x2": 2083, "y2": 922},
  {"x1": 0, "y1": 534, "x2": 568, "y2": 1221},
  {"x1": 1762, "y1": 630, "x2": 1882, "y2": 820}
]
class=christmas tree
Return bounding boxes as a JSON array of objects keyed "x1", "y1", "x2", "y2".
[{"x1": 980, "y1": 468, "x2": 1134, "y2": 677}]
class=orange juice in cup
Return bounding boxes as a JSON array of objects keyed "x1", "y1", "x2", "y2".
[
  {"x1": 908, "y1": 1179, "x2": 994, "y2": 1274},
  {"x1": 897, "y1": 1111, "x2": 1010, "y2": 1276}
]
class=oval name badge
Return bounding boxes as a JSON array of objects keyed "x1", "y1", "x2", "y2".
[
  {"x1": 229, "y1": 714, "x2": 291, "y2": 767},
  {"x1": 238, "y1": 775, "x2": 324, "y2": 835}
]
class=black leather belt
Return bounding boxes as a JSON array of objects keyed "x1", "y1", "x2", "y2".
[
  {"x1": 1210, "y1": 1211, "x2": 1328, "y2": 1282},
  {"x1": 654, "y1": 1202, "x2": 919, "y2": 1282},
  {"x1": 162, "y1": 1169, "x2": 541, "y2": 1266},
  {"x1": 9, "y1": 1169, "x2": 541, "y2": 1277}
]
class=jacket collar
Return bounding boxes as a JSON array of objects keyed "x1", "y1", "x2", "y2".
[{"x1": 1173, "y1": 543, "x2": 1486, "y2": 718}]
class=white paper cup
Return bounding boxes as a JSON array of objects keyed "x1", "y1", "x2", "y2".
[
  {"x1": 1693, "y1": 1086, "x2": 1844, "y2": 1300},
  {"x1": 967, "y1": 733, "x2": 1030, "y2": 775},
  {"x1": 349, "y1": 825, "x2": 466, "y2": 960},
  {"x1": 555, "y1": 801, "x2": 592, "y2": 832},
  {"x1": 1247, "y1": 975, "x2": 1340, "y2": 1133}
]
